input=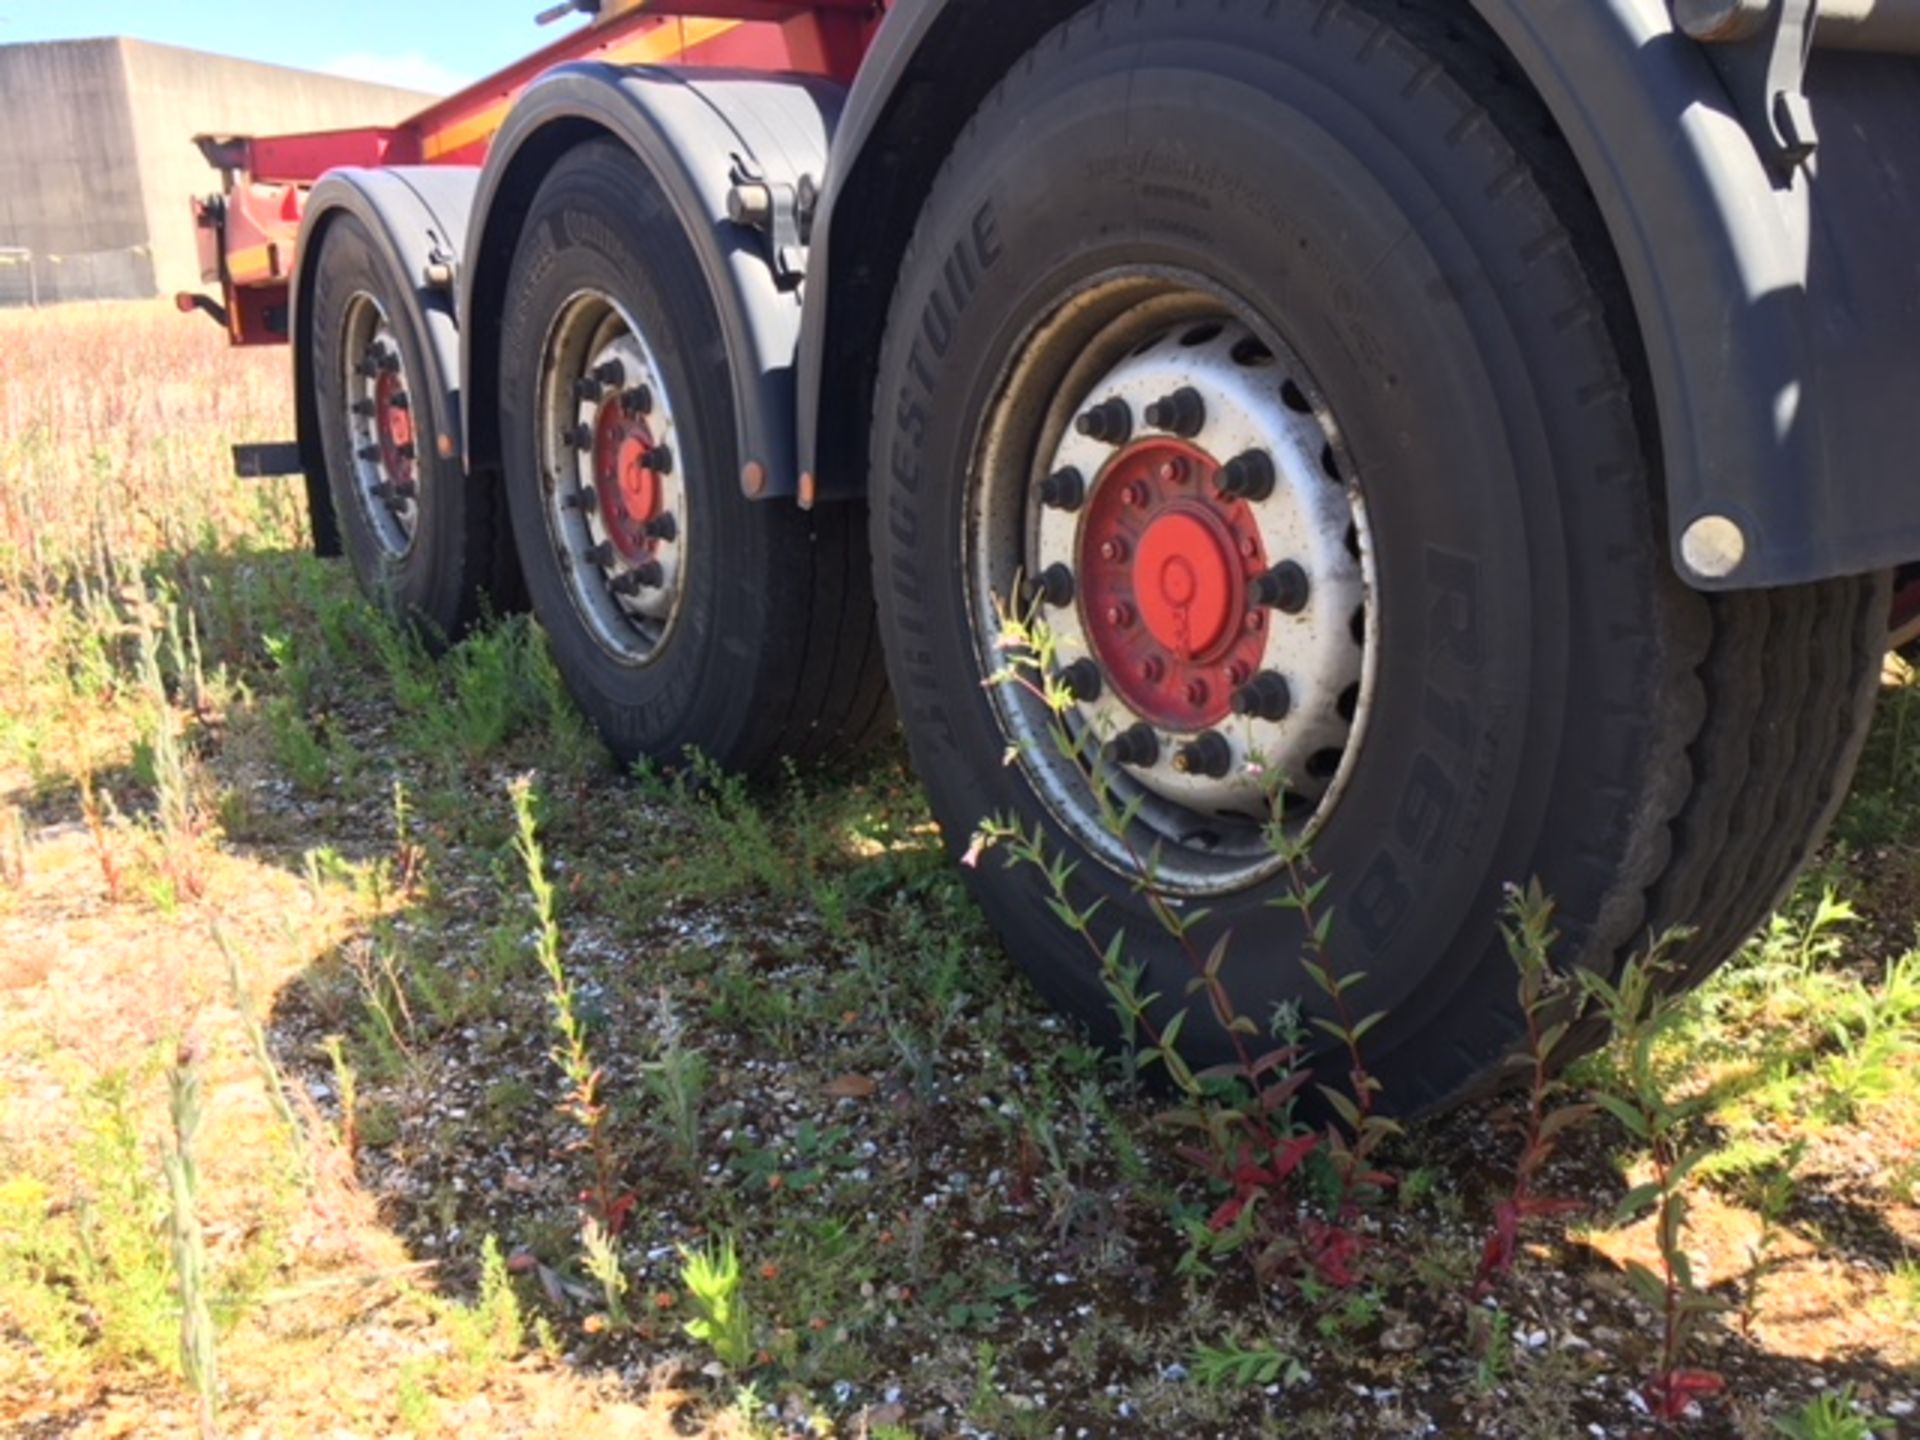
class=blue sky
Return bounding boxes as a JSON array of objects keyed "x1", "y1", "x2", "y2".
[{"x1": 0, "y1": 2, "x2": 554, "y2": 94}]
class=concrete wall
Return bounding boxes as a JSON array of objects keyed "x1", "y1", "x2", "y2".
[
  {"x1": 0, "y1": 40, "x2": 148, "y2": 302},
  {"x1": 0, "y1": 38, "x2": 434, "y2": 305}
]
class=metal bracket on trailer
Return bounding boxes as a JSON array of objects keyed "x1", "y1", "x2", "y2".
[{"x1": 1673, "y1": 0, "x2": 1820, "y2": 173}]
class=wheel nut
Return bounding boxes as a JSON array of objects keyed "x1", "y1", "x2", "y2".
[
  {"x1": 1034, "y1": 563, "x2": 1075, "y2": 609},
  {"x1": 351, "y1": 398, "x2": 375, "y2": 418},
  {"x1": 1251, "y1": 560, "x2": 1310, "y2": 613},
  {"x1": 1143, "y1": 386, "x2": 1205, "y2": 438},
  {"x1": 644, "y1": 444, "x2": 674, "y2": 475},
  {"x1": 1104, "y1": 602, "x2": 1135, "y2": 628},
  {"x1": 1140, "y1": 656, "x2": 1165, "y2": 684},
  {"x1": 1184, "y1": 678, "x2": 1210, "y2": 708},
  {"x1": 564, "y1": 422, "x2": 594, "y2": 452},
  {"x1": 1059, "y1": 658, "x2": 1103, "y2": 703},
  {"x1": 1074, "y1": 397, "x2": 1132, "y2": 446},
  {"x1": 591, "y1": 359, "x2": 626, "y2": 387},
  {"x1": 376, "y1": 350, "x2": 401, "y2": 375},
  {"x1": 585, "y1": 541, "x2": 615, "y2": 567},
  {"x1": 1218, "y1": 450, "x2": 1277, "y2": 502},
  {"x1": 643, "y1": 512, "x2": 678, "y2": 542},
  {"x1": 389, "y1": 391, "x2": 411, "y2": 412},
  {"x1": 1123, "y1": 481, "x2": 1150, "y2": 508},
  {"x1": 1102, "y1": 722, "x2": 1159, "y2": 769},
  {"x1": 1038, "y1": 466, "x2": 1086, "y2": 511},
  {"x1": 1099, "y1": 537, "x2": 1128, "y2": 563},
  {"x1": 621, "y1": 385, "x2": 653, "y2": 417},
  {"x1": 395, "y1": 442, "x2": 417, "y2": 462},
  {"x1": 564, "y1": 485, "x2": 599, "y2": 511},
  {"x1": 1173, "y1": 730, "x2": 1234, "y2": 778},
  {"x1": 357, "y1": 443, "x2": 381, "y2": 462},
  {"x1": 1231, "y1": 670, "x2": 1292, "y2": 722},
  {"x1": 572, "y1": 376, "x2": 605, "y2": 402},
  {"x1": 611, "y1": 560, "x2": 665, "y2": 594}
]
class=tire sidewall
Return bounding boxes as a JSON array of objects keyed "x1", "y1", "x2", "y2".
[{"x1": 310, "y1": 213, "x2": 469, "y2": 637}]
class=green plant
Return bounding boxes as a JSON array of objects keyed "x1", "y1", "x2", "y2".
[
  {"x1": 580, "y1": 1217, "x2": 629, "y2": 1330},
  {"x1": 1771, "y1": 1384, "x2": 1894, "y2": 1440},
  {"x1": 439, "y1": 1235, "x2": 524, "y2": 1370},
  {"x1": 1190, "y1": 1337, "x2": 1307, "y2": 1389},
  {"x1": 1738, "y1": 1139, "x2": 1806, "y2": 1338},
  {"x1": 218, "y1": 928, "x2": 312, "y2": 1188},
  {"x1": 320, "y1": 1034, "x2": 359, "y2": 1159},
  {"x1": 679, "y1": 1236, "x2": 754, "y2": 1371},
  {"x1": 1477, "y1": 882, "x2": 1595, "y2": 1293},
  {"x1": 642, "y1": 1031, "x2": 710, "y2": 1175},
  {"x1": 510, "y1": 775, "x2": 631, "y2": 1234},
  {"x1": 973, "y1": 600, "x2": 1393, "y2": 1290},
  {"x1": 1581, "y1": 942, "x2": 1729, "y2": 1421},
  {"x1": 1471, "y1": 1305, "x2": 1514, "y2": 1393},
  {"x1": 163, "y1": 1040, "x2": 218, "y2": 1439}
]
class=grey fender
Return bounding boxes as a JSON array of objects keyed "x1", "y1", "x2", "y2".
[
  {"x1": 293, "y1": 166, "x2": 477, "y2": 554},
  {"x1": 797, "y1": 0, "x2": 1920, "y2": 587},
  {"x1": 461, "y1": 64, "x2": 844, "y2": 500}
]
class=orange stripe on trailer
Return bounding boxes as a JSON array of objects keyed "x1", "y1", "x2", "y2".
[
  {"x1": 417, "y1": 19, "x2": 743, "y2": 161},
  {"x1": 226, "y1": 242, "x2": 275, "y2": 283}
]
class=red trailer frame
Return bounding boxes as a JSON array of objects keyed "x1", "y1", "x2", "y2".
[{"x1": 182, "y1": 0, "x2": 879, "y2": 345}]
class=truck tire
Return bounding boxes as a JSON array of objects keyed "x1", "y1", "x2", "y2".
[
  {"x1": 867, "y1": 0, "x2": 1887, "y2": 1110},
  {"x1": 309, "y1": 212, "x2": 508, "y2": 643},
  {"x1": 498, "y1": 140, "x2": 888, "y2": 774}
]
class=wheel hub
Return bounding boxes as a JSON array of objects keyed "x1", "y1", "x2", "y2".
[
  {"x1": 341, "y1": 298, "x2": 419, "y2": 559},
  {"x1": 1078, "y1": 439, "x2": 1268, "y2": 729},
  {"x1": 538, "y1": 292, "x2": 687, "y2": 666},
  {"x1": 1029, "y1": 315, "x2": 1371, "y2": 829},
  {"x1": 592, "y1": 401, "x2": 662, "y2": 561}
]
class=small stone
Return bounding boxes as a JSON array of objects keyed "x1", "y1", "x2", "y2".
[{"x1": 1380, "y1": 1322, "x2": 1424, "y2": 1352}]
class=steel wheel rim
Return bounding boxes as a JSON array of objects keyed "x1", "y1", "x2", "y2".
[
  {"x1": 341, "y1": 293, "x2": 419, "y2": 559},
  {"x1": 535, "y1": 289, "x2": 688, "y2": 667},
  {"x1": 967, "y1": 272, "x2": 1378, "y2": 896}
]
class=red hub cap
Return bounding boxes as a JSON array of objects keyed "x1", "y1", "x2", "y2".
[
  {"x1": 593, "y1": 401, "x2": 663, "y2": 562},
  {"x1": 375, "y1": 368, "x2": 415, "y2": 489},
  {"x1": 1079, "y1": 438, "x2": 1269, "y2": 729}
]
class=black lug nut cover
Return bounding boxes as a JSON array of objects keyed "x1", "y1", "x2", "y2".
[
  {"x1": 621, "y1": 385, "x2": 653, "y2": 417},
  {"x1": 643, "y1": 512, "x2": 678, "y2": 542},
  {"x1": 612, "y1": 560, "x2": 665, "y2": 594},
  {"x1": 565, "y1": 423, "x2": 594, "y2": 452},
  {"x1": 1102, "y1": 722, "x2": 1160, "y2": 769},
  {"x1": 1173, "y1": 730, "x2": 1234, "y2": 778},
  {"x1": 572, "y1": 376, "x2": 605, "y2": 402},
  {"x1": 1059, "y1": 658, "x2": 1103, "y2": 703},
  {"x1": 1038, "y1": 467, "x2": 1086, "y2": 511},
  {"x1": 1219, "y1": 449, "x2": 1277, "y2": 502},
  {"x1": 644, "y1": 444, "x2": 674, "y2": 475},
  {"x1": 1143, "y1": 386, "x2": 1206, "y2": 438},
  {"x1": 1231, "y1": 671, "x2": 1293, "y2": 722},
  {"x1": 591, "y1": 359, "x2": 626, "y2": 387},
  {"x1": 1074, "y1": 397, "x2": 1133, "y2": 446},
  {"x1": 1252, "y1": 560, "x2": 1310, "y2": 613},
  {"x1": 1034, "y1": 563, "x2": 1076, "y2": 609}
]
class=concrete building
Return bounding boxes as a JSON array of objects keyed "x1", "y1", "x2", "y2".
[{"x1": 0, "y1": 38, "x2": 434, "y2": 306}]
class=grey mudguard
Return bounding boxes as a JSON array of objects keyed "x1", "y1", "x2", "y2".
[
  {"x1": 292, "y1": 166, "x2": 478, "y2": 553},
  {"x1": 461, "y1": 64, "x2": 844, "y2": 501},
  {"x1": 797, "y1": 0, "x2": 1920, "y2": 587}
]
